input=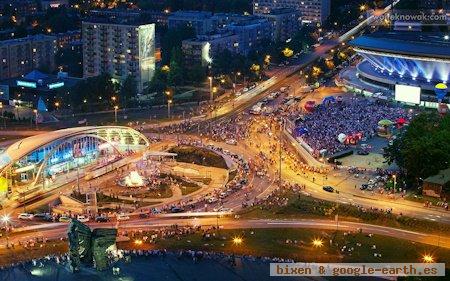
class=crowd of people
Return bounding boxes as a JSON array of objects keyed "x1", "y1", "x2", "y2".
[{"x1": 293, "y1": 98, "x2": 412, "y2": 157}]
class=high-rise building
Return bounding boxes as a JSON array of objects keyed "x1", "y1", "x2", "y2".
[
  {"x1": 0, "y1": 35, "x2": 56, "y2": 80},
  {"x1": 253, "y1": 0, "x2": 331, "y2": 24},
  {"x1": 82, "y1": 20, "x2": 156, "y2": 92}
]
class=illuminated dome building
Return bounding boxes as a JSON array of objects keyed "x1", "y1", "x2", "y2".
[{"x1": 349, "y1": 32, "x2": 450, "y2": 105}]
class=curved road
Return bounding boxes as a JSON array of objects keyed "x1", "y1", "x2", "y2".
[{"x1": 2, "y1": 217, "x2": 449, "y2": 249}]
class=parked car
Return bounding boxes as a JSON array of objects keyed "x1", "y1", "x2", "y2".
[
  {"x1": 357, "y1": 150, "x2": 369, "y2": 155},
  {"x1": 59, "y1": 216, "x2": 71, "y2": 223},
  {"x1": 207, "y1": 197, "x2": 218, "y2": 204},
  {"x1": 322, "y1": 186, "x2": 335, "y2": 193},
  {"x1": 360, "y1": 184, "x2": 369, "y2": 190},
  {"x1": 33, "y1": 213, "x2": 52, "y2": 222},
  {"x1": 18, "y1": 213, "x2": 34, "y2": 220},
  {"x1": 77, "y1": 215, "x2": 89, "y2": 223},
  {"x1": 225, "y1": 139, "x2": 237, "y2": 145},
  {"x1": 139, "y1": 213, "x2": 149, "y2": 219},
  {"x1": 117, "y1": 214, "x2": 130, "y2": 221},
  {"x1": 95, "y1": 216, "x2": 110, "y2": 222},
  {"x1": 170, "y1": 207, "x2": 184, "y2": 213}
]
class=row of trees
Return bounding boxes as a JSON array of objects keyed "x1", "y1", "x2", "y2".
[
  {"x1": 59, "y1": 74, "x2": 136, "y2": 112},
  {"x1": 384, "y1": 112, "x2": 450, "y2": 189}
]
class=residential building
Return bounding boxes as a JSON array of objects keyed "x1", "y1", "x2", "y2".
[
  {"x1": 0, "y1": 35, "x2": 57, "y2": 80},
  {"x1": 253, "y1": 0, "x2": 331, "y2": 24},
  {"x1": 423, "y1": 168, "x2": 450, "y2": 198},
  {"x1": 258, "y1": 8, "x2": 300, "y2": 41},
  {"x1": 168, "y1": 11, "x2": 216, "y2": 35},
  {"x1": 90, "y1": 9, "x2": 170, "y2": 27},
  {"x1": 56, "y1": 30, "x2": 81, "y2": 49},
  {"x1": 0, "y1": 0, "x2": 38, "y2": 16},
  {"x1": 82, "y1": 19, "x2": 156, "y2": 92},
  {"x1": 226, "y1": 17, "x2": 273, "y2": 54},
  {"x1": 182, "y1": 33, "x2": 240, "y2": 66}
]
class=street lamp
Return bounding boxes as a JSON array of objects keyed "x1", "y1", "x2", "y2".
[
  {"x1": 312, "y1": 238, "x2": 324, "y2": 247},
  {"x1": 232, "y1": 237, "x2": 243, "y2": 245},
  {"x1": 33, "y1": 109, "x2": 38, "y2": 129},
  {"x1": 54, "y1": 101, "x2": 60, "y2": 112},
  {"x1": 167, "y1": 99, "x2": 172, "y2": 119},
  {"x1": 111, "y1": 96, "x2": 117, "y2": 102},
  {"x1": 392, "y1": 174, "x2": 397, "y2": 193},
  {"x1": 422, "y1": 254, "x2": 434, "y2": 263},
  {"x1": 1, "y1": 214, "x2": 10, "y2": 248},
  {"x1": 208, "y1": 76, "x2": 213, "y2": 102},
  {"x1": 0, "y1": 102, "x2": 5, "y2": 128},
  {"x1": 114, "y1": 105, "x2": 119, "y2": 123}
]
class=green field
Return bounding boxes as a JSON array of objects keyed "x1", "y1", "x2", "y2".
[
  {"x1": 122, "y1": 228, "x2": 450, "y2": 264},
  {"x1": 169, "y1": 145, "x2": 228, "y2": 169}
]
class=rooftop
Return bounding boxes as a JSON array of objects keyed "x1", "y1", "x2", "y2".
[
  {"x1": 350, "y1": 32, "x2": 450, "y2": 59},
  {"x1": 169, "y1": 10, "x2": 213, "y2": 19},
  {"x1": 424, "y1": 168, "x2": 450, "y2": 185},
  {"x1": 0, "y1": 34, "x2": 56, "y2": 46}
]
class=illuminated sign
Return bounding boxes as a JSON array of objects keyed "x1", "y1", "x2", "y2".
[
  {"x1": 17, "y1": 81, "x2": 37, "y2": 88},
  {"x1": 48, "y1": 82, "x2": 65, "y2": 89}
]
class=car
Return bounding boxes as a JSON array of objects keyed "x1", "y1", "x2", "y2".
[
  {"x1": 59, "y1": 216, "x2": 71, "y2": 223},
  {"x1": 77, "y1": 215, "x2": 89, "y2": 223},
  {"x1": 207, "y1": 197, "x2": 218, "y2": 204},
  {"x1": 360, "y1": 184, "x2": 369, "y2": 190},
  {"x1": 117, "y1": 214, "x2": 130, "y2": 221},
  {"x1": 225, "y1": 139, "x2": 237, "y2": 145},
  {"x1": 18, "y1": 213, "x2": 34, "y2": 220},
  {"x1": 322, "y1": 186, "x2": 335, "y2": 193},
  {"x1": 357, "y1": 150, "x2": 369, "y2": 155},
  {"x1": 170, "y1": 207, "x2": 184, "y2": 213},
  {"x1": 95, "y1": 216, "x2": 110, "y2": 222},
  {"x1": 33, "y1": 213, "x2": 53, "y2": 222},
  {"x1": 256, "y1": 171, "x2": 265, "y2": 177},
  {"x1": 139, "y1": 213, "x2": 149, "y2": 219}
]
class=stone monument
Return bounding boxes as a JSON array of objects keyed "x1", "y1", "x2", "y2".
[{"x1": 68, "y1": 219, "x2": 117, "y2": 271}]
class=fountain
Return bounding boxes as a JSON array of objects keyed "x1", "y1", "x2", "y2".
[{"x1": 118, "y1": 171, "x2": 149, "y2": 187}]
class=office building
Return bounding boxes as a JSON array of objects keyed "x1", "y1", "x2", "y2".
[
  {"x1": 82, "y1": 19, "x2": 156, "y2": 92},
  {"x1": 0, "y1": 35, "x2": 57, "y2": 80}
]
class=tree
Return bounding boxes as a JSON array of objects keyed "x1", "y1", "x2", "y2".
[
  {"x1": 120, "y1": 76, "x2": 137, "y2": 107},
  {"x1": 384, "y1": 112, "x2": 450, "y2": 187},
  {"x1": 147, "y1": 68, "x2": 167, "y2": 94},
  {"x1": 55, "y1": 47, "x2": 82, "y2": 77},
  {"x1": 167, "y1": 48, "x2": 184, "y2": 86},
  {"x1": 160, "y1": 26, "x2": 194, "y2": 64}
]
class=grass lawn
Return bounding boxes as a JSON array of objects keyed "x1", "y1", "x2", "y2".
[
  {"x1": 239, "y1": 190, "x2": 450, "y2": 235},
  {"x1": 2, "y1": 228, "x2": 449, "y2": 268},
  {"x1": 169, "y1": 145, "x2": 228, "y2": 169},
  {"x1": 119, "y1": 228, "x2": 450, "y2": 264},
  {"x1": 180, "y1": 185, "x2": 202, "y2": 195},
  {"x1": 130, "y1": 183, "x2": 173, "y2": 199}
]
